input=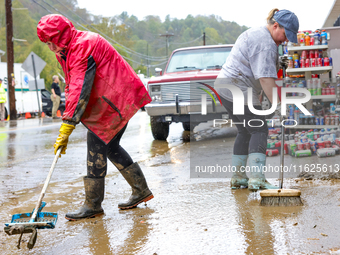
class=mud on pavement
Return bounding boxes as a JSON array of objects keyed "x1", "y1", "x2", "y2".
[{"x1": 1, "y1": 117, "x2": 340, "y2": 254}]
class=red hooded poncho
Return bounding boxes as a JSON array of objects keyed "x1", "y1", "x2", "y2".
[{"x1": 37, "y1": 15, "x2": 151, "y2": 144}]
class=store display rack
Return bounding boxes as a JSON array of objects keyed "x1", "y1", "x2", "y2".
[{"x1": 285, "y1": 44, "x2": 335, "y2": 130}]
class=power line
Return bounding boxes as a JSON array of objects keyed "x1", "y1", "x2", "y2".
[
  {"x1": 170, "y1": 35, "x2": 203, "y2": 45},
  {"x1": 31, "y1": 0, "x2": 52, "y2": 14},
  {"x1": 53, "y1": 0, "x2": 168, "y2": 61},
  {"x1": 32, "y1": 0, "x2": 167, "y2": 66}
]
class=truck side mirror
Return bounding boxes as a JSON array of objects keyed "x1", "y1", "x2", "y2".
[{"x1": 155, "y1": 68, "x2": 162, "y2": 76}]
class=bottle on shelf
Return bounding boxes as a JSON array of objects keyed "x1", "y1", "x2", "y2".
[
  {"x1": 311, "y1": 78, "x2": 317, "y2": 96},
  {"x1": 294, "y1": 107, "x2": 300, "y2": 124},
  {"x1": 307, "y1": 79, "x2": 312, "y2": 94},
  {"x1": 288, "y1": 55, "x2": 294, "y2": 69},
  {"x1": 307, "y1": 129, "x2": 314, "y2": 139},
  {"x1": 299, "y1": 113, "x2": 304, "y2": 125},
  {"x1": 309, "y1": 109, "x2": 315, "y2": 125},
  {"x1": 298, "y1": 81, "x2": 304, "y2": 96},
  {"x1": 330, "y1": 103, "x2": 336, "y2": 114},
  {"x1": 289, "y1": 105, "x2": 294, "y2": 116},
  {"x1": 316, "y1": 79, "x2": 322, "y2": 96},
  {"x1": 310, "y1": 32, "x2": 315, "y2": 46},
  {"x1": 305, "y1": 32, "x2": 310, "y2": 46},
  {"x1": 314, "y1": 30, "x2": 320, "y2": 45},
  {"x1": 293, "y1": 51, "x2": 299, "y2": 61},
  {"x1": 300, "y1": 32, "x2": 305, "y2": 46},
  {"x1": 297, "y1": 31, "x2": 302, "y2": 46},
  {"x1": 321, "y1": 30, "x2": 327, "y2": 45}
]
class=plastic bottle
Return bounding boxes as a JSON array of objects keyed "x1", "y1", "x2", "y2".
[
  {"x1": 314, "y1": 30, "x2": 320, "y2": 45},
  {"x1": 289, "y1": 105, "x2": 294, "y2": 116},
  {"x1": 330, "y1": 129, "x2": 336, "y2": 141},
  {"x1": 297, "y1": 31, "x2": 302, "y2": 46},
  {"x1": 305, "y1": 32, "x2": 310, "y2": 46},
  {"x1": 300, "y1": 32, "x2": 305, "y2": 46},
  {"x1": 311, "y1": 79, "x2": 316, "y2": 96},
  {"x1": 309, "y1": 109, "x2": 315, "y2": 125},
  {"x1": 299, "y1": 113, "x2": 304, "y2": 125},
  {"x1": 293, "y1": 52, "x2": 299, "y2": 62},
  {"x1": 330, "y1": 103, "x2": 336, "y2": 114},
  {"x1": 316, "y1": 79, "x2": 322, "y2": 96},
  {"x1": 294, "y1": 107, "x2": 300, "y2": 124},
  {"x1": 307, "y1": 79, "x2": 312, "y2": 94},
  {"x1": 320, "y1": 129, "x2": 325, "y2": 138},
  {"x1": 321, "y1": 30, "x2": 328, "y2": 45},
  {"x1": 288, "y1": 56, "x2": 294, "y2": 69}
]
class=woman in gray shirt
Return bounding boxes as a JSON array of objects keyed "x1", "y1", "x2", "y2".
[{"x1": 216, "y1": 9, "x2": 299, "y2": 191}]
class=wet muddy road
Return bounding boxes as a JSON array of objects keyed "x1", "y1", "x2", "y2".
[{"x1": 1, "y1": 112, "x2": 340, "y2": 254}]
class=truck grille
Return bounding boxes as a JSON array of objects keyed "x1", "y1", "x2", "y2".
[{"x1": 158, "y1": 81, "x2": 216, "y2": 102}]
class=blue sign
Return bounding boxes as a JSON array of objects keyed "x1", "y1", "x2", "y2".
[{"x1": 24, "y1": 75, "x2": 29, "y2": 86}]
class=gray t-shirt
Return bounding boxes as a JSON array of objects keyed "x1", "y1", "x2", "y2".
[{"x1": 215, "y1": 26, "x2": 278, "y2": 105}]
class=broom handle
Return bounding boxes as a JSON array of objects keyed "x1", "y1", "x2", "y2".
[
  {"x1": 279, "y1": 64, "x2": 286, "y2": 189},
  {"x1": 279, "y1": 117, "x2": 284, "y2": 189},
  {"x1": 30, "y1": 147, "x2": 62, "y2": 222}
]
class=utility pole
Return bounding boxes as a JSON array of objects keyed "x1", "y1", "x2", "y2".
[
  {"x1": 5, "y1": 0, "x2": 17, "y2": 120},
  {"x1": 160, "y1": 31, "x2": 174, "y2": 58},
  {"x1": 203, "y1": 32, "x2": 206, "y2": 46}
]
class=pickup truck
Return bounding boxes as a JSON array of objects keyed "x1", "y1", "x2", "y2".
[{"x1": 145, "y1": 44, "x2": 233, "y2": 140}]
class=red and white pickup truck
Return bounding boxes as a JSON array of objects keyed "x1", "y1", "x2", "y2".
[{"x1": 145, "y1": 45, "x2": 233, "y2": 140}]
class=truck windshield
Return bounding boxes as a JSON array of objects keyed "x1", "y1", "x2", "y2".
[{"x1": 166, "y1": 47, "x2": 231, "y2": 73}]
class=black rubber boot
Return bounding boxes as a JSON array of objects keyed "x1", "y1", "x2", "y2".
[
  {"x1": 118, "y1": 162, "x2": 154, "y2": 210},
  {"x1": 65, "y1": 177, "x2": 105, "y2": 221}
]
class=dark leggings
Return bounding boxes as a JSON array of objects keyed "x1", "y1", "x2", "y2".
[
  {"x1": 87, "y1": 124, "x2": 133, "y2": 178},
  {"x1": 221, "y1": 97, "x2": 268, "y2": 155}
]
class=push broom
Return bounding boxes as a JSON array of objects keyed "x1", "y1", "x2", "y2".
[
  {"x1": 4, "y1": 147, "x2": 62, "y2": 249},
  {"x1": 260, "y1": 64, "x2": 303, "y2": 206}
]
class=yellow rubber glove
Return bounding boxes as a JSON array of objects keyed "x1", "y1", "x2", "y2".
[{"x1": 54, "y1": 123, "x2": 75, "y2": 155}]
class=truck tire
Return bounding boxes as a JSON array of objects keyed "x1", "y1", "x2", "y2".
[
  {"x1": 150, "y1": 117, "x2": 169, "y2": 140},
  {"x1": 182, "y1": 122, "x2": 197, "y2": 131}
]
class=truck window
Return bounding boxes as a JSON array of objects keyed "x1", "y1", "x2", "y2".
[{"x1": 166, "y1": 47, "x2": 231, "y2": 73}]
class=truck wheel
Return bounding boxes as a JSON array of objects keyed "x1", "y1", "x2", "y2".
[
  {"x1": 182, "y1": 122, "x2": 196, "y2": 131},
  {"x1": 150, "y1": 117, "x2": 169, "y2": 140}
]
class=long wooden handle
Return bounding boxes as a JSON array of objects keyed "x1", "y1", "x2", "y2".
[
  {"x1": 30, "y1": 147, "x2": 62, "y2": 222},
  {"x1": 279, "y1": 67, "x2": 286, "y2": 189},
  {"x1": 279, "y1": 118, "x2": 284, "y2": 189}
]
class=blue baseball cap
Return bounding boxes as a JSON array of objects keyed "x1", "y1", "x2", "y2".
[{"x1": 274, "y1": 10, "x2": 299, "y2": 43}]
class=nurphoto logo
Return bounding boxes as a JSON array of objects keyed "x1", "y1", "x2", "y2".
[{"x1": 201, "y1": 84, "x2": 311, "y2": 116}]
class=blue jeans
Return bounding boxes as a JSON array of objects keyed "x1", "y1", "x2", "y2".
[{"x1": 221, "y1": 97, "x2": 268, "y2": 155}]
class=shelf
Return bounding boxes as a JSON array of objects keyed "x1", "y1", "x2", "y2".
[
  {"x1": 286, "y1": 66, "x2": 332, "y2": 75},
  {"x1": 286, "y1": 95, "x2": 336, "y2": 102},
  {"x1": 311, "y1": 95, "x2": 336, "y2": 100},
  {"x1": 287, "y1": 125, "x2": 338, "y2": 129},
  {"x1": 287, "y1": 45, "x2": 328, "y2": 51}
]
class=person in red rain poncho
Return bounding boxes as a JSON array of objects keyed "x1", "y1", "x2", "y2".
[{"x1": 37, "y1": 14, "x2": 153, "y2": 220}]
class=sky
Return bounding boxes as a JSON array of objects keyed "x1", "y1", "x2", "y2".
[{"x1": 77, "y1": 0, "x2": 336, "y2": 31}]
